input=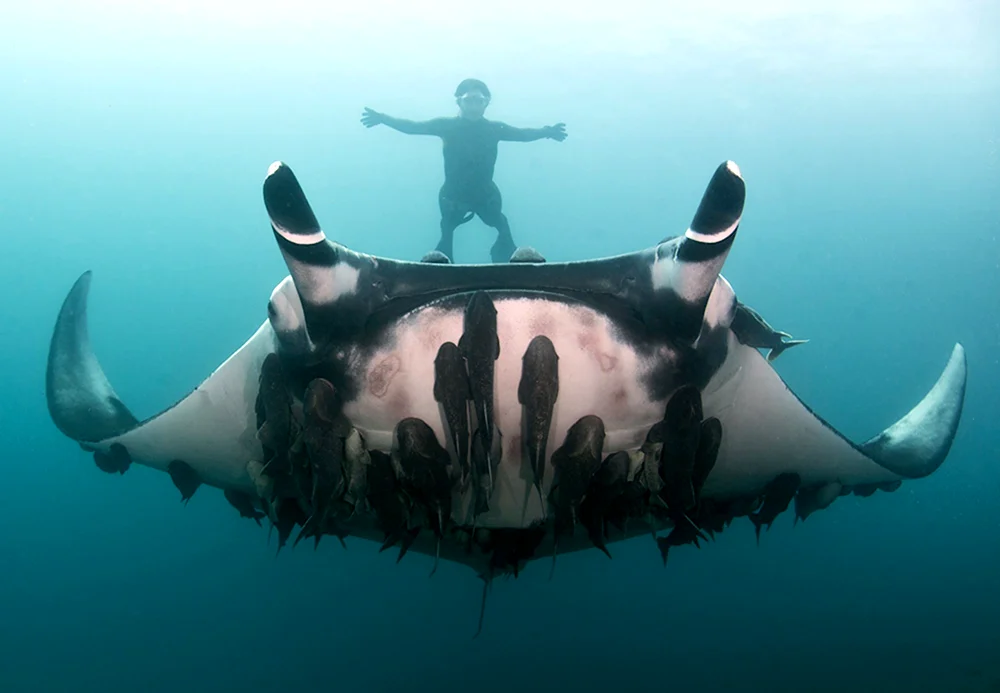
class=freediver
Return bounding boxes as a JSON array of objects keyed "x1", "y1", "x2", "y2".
[{"x1": 361, "y1": 78, "x2": 567, "y2": 263}]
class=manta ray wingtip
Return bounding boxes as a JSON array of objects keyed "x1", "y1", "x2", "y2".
[
  {"x1": 46, "y1": 270, "x2": 139, "y2": 443},
  {"x1": 859, "y1": 341, "x2": 967, "y2": 479}
]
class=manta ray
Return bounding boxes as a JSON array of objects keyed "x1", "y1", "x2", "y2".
[{"x1": 46, "y1": 160, "x2": 967, "y2": 593}]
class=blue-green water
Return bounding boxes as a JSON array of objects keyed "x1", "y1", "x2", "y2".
[{"x1": 2, "y1": 2, "x2": 999, "y2": 691}]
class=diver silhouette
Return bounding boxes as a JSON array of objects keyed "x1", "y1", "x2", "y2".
[{"x1": 362, "y1": 78, "x2": 567, "y2": 263}]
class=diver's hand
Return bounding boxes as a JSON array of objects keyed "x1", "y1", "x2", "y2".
[
  {"x1": 361, "y1": 107, "x2": 384, "y2": 128},
  {"x1": 545, "y1": 123, "x2": 567, "y2": 141}
]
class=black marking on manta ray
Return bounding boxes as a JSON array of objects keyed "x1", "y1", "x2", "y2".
[
  {"x1": 262, "y1": 160, "x2": 324, "y2": 240},
  {"x1": 643, "y1": 321, "x2": 731, "y2": 399},
  {"x1": 675, "y1": 229, "x2": 738, "y2": 264},
  {"x1": 683, "y1": 160, "x2": 744, "y2": 246},
  {"x1": 649, "y1": 243, "x2": 733, "y2": 344},
  {"x1": 368, "y1": 254, "x2": 731, "y2": 353},
  {"x1": 357, "y1": 259, "x2": 652, "y2": 342},
  {"x1": 267, "y1": 220, "x2": 661, "y2": 354}
]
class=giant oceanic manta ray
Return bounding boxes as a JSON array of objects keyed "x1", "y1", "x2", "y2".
[{"x1": 46, "y1": 160, "x2": 966, "y2": 603}]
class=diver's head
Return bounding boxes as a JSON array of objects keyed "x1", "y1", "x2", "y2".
[{"x1": 455, "y1": 78, "x2": 490, "y2": 120}]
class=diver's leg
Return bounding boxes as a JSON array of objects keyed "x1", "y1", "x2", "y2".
[
  {"x1": 478, "y1": 183, "x2": 516, "y2": 263},
  {"x1": 436, "y1": 187, "x2": 469, "y2": 261},
  {"x1": 436, "y1": 218, "x2": 459, "y2": 261}
]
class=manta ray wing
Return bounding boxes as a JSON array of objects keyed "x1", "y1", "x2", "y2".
[
  {"x1": 701, "y1": 333, "x2": 966, "y2": 499},
  {"x1": 46, "y1": 271, "x2": 274, "y2": 491}
]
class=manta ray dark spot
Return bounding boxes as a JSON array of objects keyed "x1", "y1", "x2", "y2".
[
  {"x1": 528, "y1": 311, "x2": 555, "y2": 335},
  {"x1": 569, "y1": 305, "x2": 596, "y2": 329},
  {"x1": 386, "y1": 387, "x2": 412, "y2": 420},
  {"x1": 368, "y1": 355, "x2": 400, "y2": 398},
  {"x1": 577, "y1": 330, "x2": 618, "y2": 372},
  {"x1": 612, "y1": 387, "x2": 628, "y2": 405}
]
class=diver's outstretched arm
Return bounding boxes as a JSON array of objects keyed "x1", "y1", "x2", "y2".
[
  {"x1": 495, "y1": 122, "x2": 567, "y2": 142},
  {"x1": 361, "y1": 107, "x2": 452, "y2": 136}
]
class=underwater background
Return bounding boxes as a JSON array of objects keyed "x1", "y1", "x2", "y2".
[{"x1": 1, "y1": 1, "x2": 998, "y2": 691}]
